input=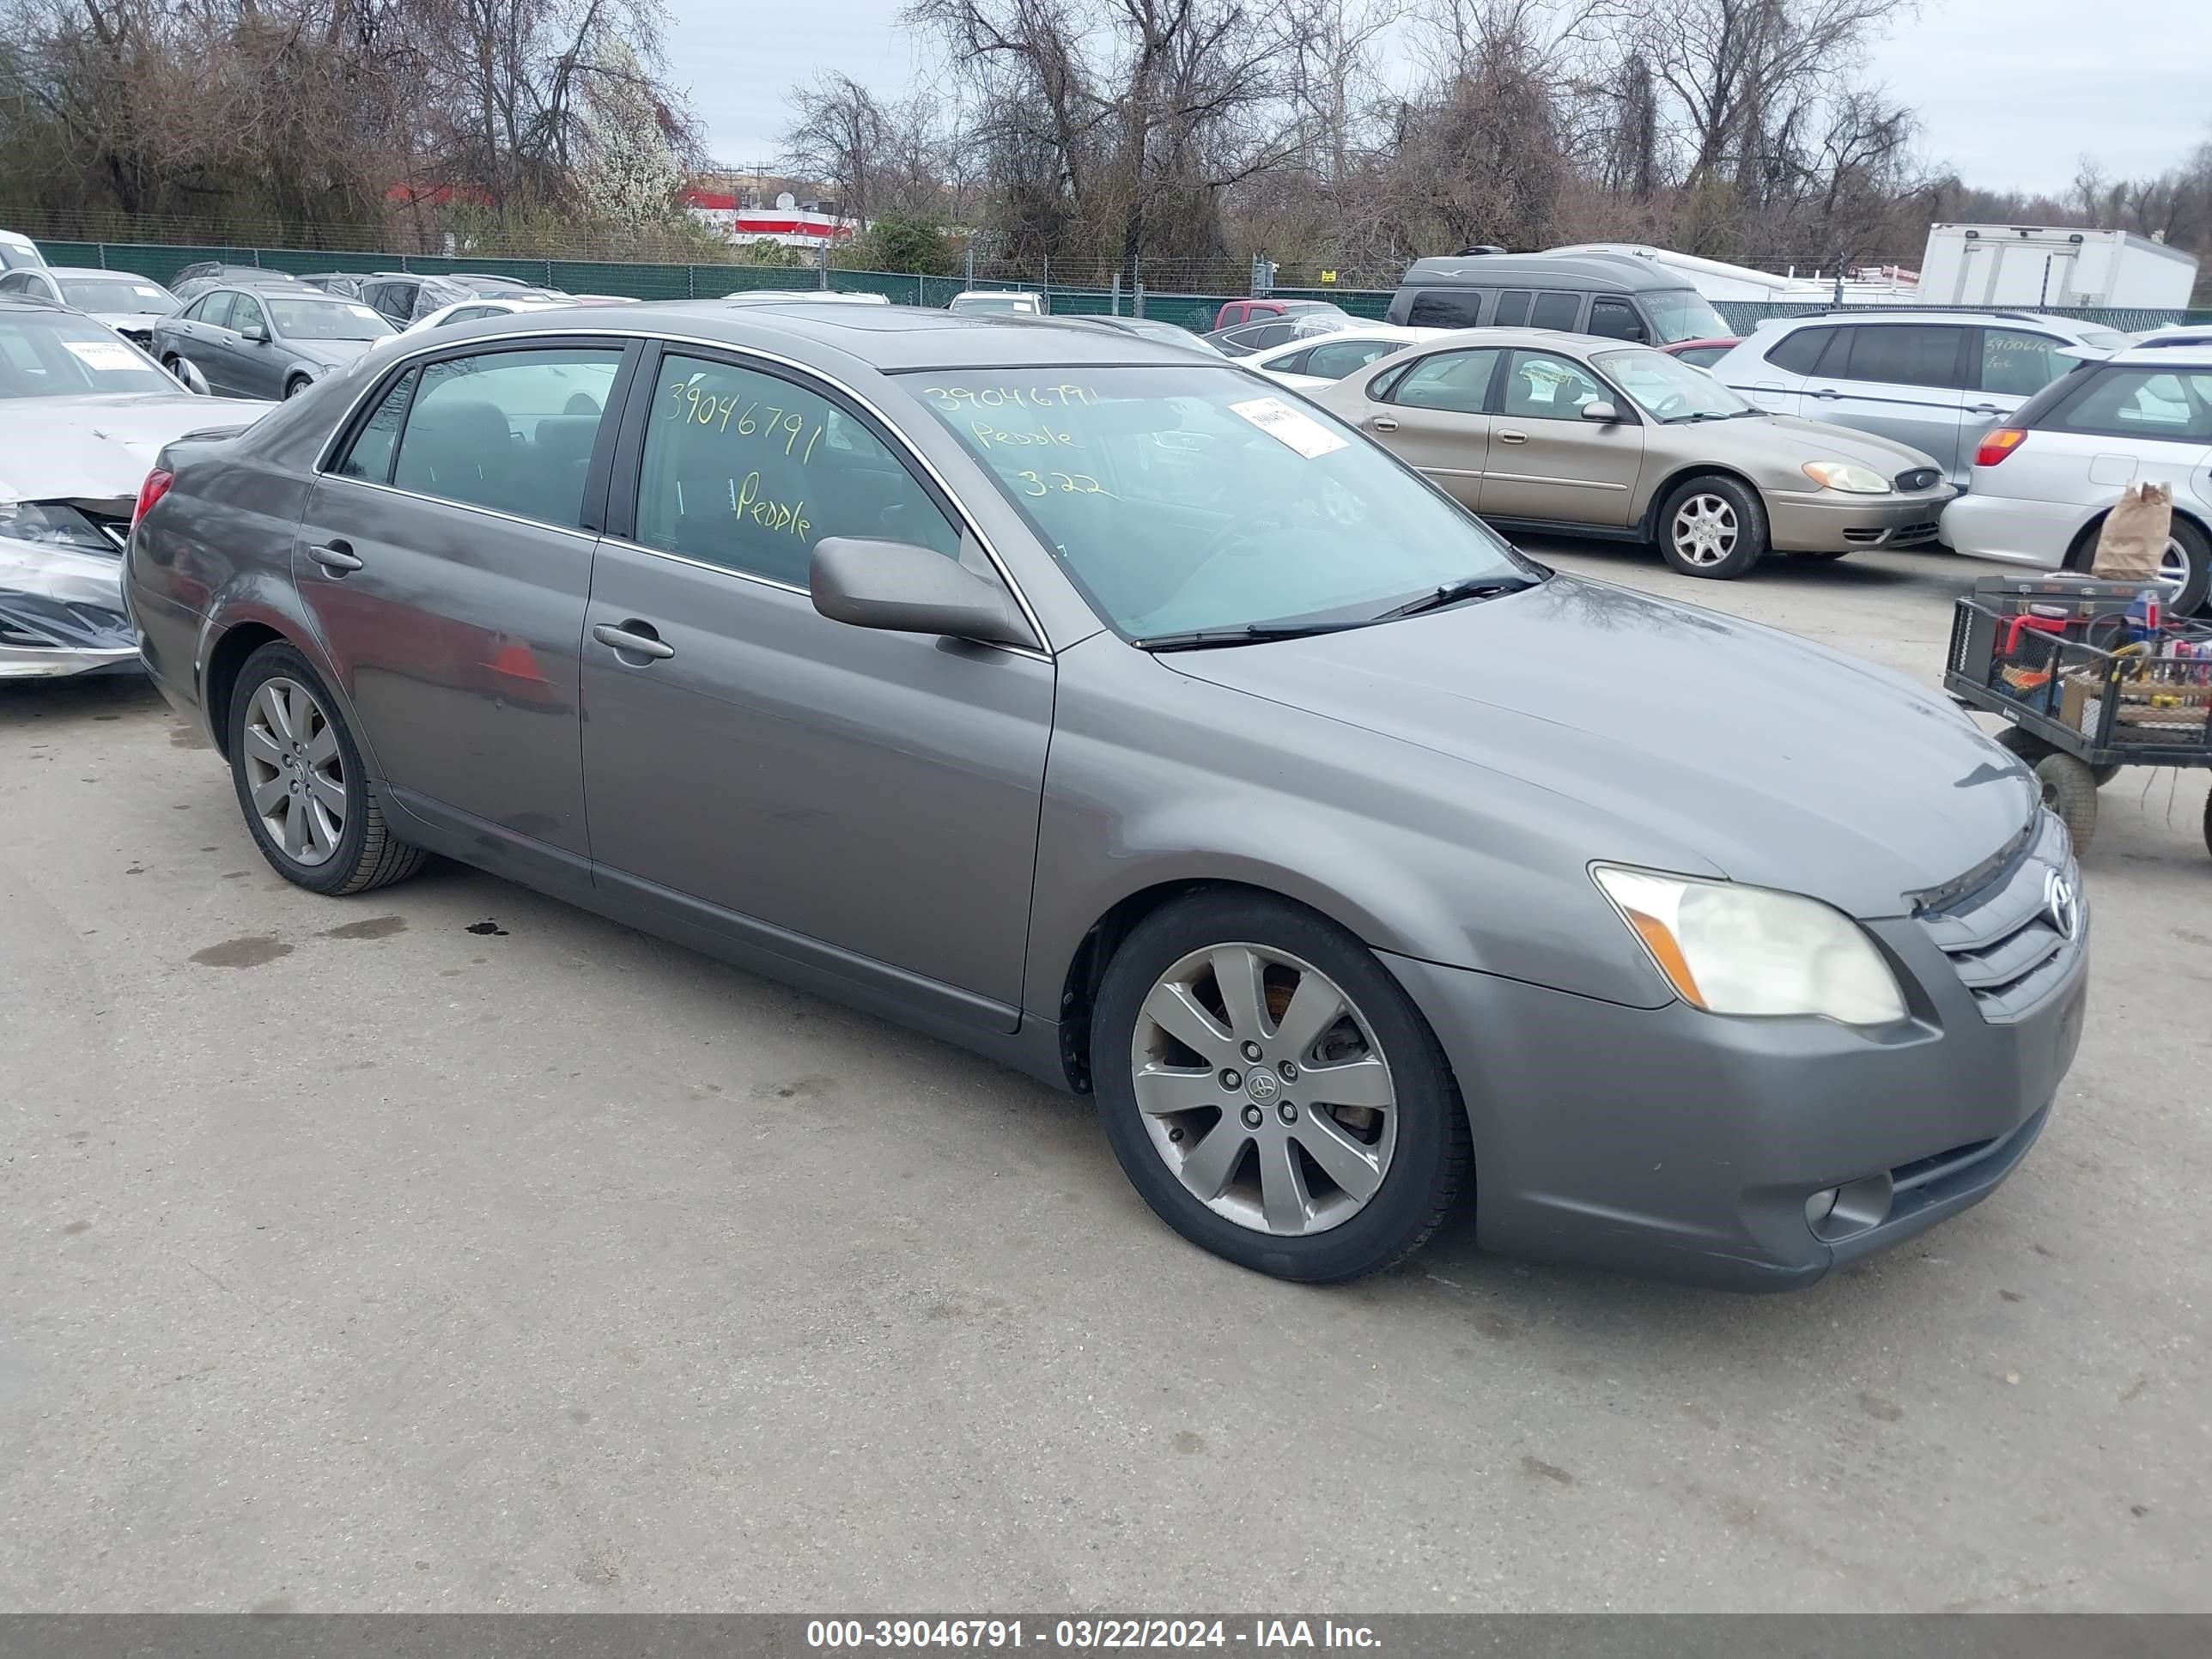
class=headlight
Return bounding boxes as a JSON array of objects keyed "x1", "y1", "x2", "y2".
[
  {"x1": 1801, "y1": 461, "x2": 1891, "y2": 494},
  {"x1": 1591, "y1": 866, "x2": 1907, "y2": 1025}
]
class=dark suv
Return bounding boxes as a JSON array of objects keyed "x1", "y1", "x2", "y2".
[{"x1": 1386, "y1": 252, "x2": 1731, "y2": 344}]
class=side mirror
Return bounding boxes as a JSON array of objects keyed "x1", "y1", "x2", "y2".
[
  {"x1": 811, "y1": 537, "x2": 1037, "y2": 649},
  {"x1": 171, "y1": 357, "x2": 211, "y2": 395},
  {"x1": 1580, "y1": 401, "x2": 1620, "y2": 423},
  {"x1": 241, "y1": 323, "x2": 269, "y2": 343}
]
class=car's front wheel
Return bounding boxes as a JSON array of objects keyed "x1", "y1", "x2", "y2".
[
  {"x1": 228, "y1": 642, "x2": 427, "y2": 895},
  {"x1": 283, "y1": 375, "x2": 312, "y2": 400},
  {"x1": 1090, "y1": 891, "x2": 1469, "y2": 1281},
  {"x1": 1656, "y1": 475, "x2": 1770, "y2": 579}
]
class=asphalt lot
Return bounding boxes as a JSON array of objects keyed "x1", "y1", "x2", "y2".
[{"x1": 3, "y1": 538, "x2": 2209, "y2": 1613}]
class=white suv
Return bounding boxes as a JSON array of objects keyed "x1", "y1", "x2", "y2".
[{"x1": 1939, "y1": 337, "x2": 2212, "y2": 613}]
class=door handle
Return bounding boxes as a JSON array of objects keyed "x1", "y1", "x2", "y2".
[
  {"x1": 1369, "y1": 416, "x2": 1399, "y2": 433},
  {"x1": 1970, "y1": 403, "x2": 2002, "y2": 415},
  {"x1": 593, "y1": 621, "x2": 675, "y2": 661},
  {"x1": 307, "y1": 541, "x2": 362, "y2": 574},
  {"x1": 1811, "y1": 388, "x2": 1841, "y2": 400},
  {"x1": 1497, "y1": 428, "x2": 1528, "y2": 444}
]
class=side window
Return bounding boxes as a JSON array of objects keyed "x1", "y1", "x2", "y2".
[
  {"x1": 1587, "y1": 298, "x2": 1646, "y2": 341},
  {"x1": 335, "y1": 368, "x2": 420, "y2": 483},
  {"x1": 1406, "y1": 289, "x2": 1486, "y2": 329},
  {"x1": 1980, "y1": 330, "x2": 2067, "y2": 398},
  {"x1": 390, "y1": 347, "x2": 623, "y2": 526},
  {"x1": 1838, "y1": 325, "x2": 1966, "y2": 389},
  {"x1": 1266, "y1": 348, "x2": 1312, "y2": 375},
  {"x1": 198, "y1": 293, "x2": 237, "y2": 330},
  {"x1": 2049, "y1": 368, "x2": 2212, "y2": 443},
  {"x1": 1500, "y1": 351, "x2": 1608, "y2": 421},
  {"x1": 1304, "y1": 339, "x2": 1401, "y2": 380},
  {"x1": 0, "y1": 272, "x2": 27, "y2": 295},
  {"x1": 230, "y1": 295, "x2": 267, "y2": 337},
  {"x1": 1529, "y1": 291, "x2": 1582, "y2": 331},
  {"x1": 1389, "y1": 349, "x2": 1501, "y2": 415},
  {"x1": 1245, "y1": 321, "x2": 1296, "y2": 349},
  {"x1": 1764, "y1": 327, "x2": 1831, "y2": 375},
  {"x1": 635, "y1": 352, "x2": 958, "y2": 586},
  {"x1": 1493, "y1": 290, "x2": 1534, "y2": 327}
]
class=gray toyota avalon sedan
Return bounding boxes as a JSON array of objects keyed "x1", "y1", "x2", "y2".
[{"x1": 123, "y1": 301, "x2": 2088, "y2": 1288}]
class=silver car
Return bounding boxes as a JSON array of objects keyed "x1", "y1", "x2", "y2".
[
  {"x1": 0, "y1": 264, "x2": 179, "y2": 349},
  {"x1": 126, "y1": 306, "x2": 2087, "y2": 1287},
  {"x1": 1709, "y1": 309, "x2": 2127, "y2": 486},
  {"x1": 153, "y1": 286, "x2": 395, "y2": 400}
]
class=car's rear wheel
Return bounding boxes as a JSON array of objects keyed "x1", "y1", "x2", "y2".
[
  {"x1": 2068, "y1": 515, "x2": 2211, "y2": 615},
  {"x1": 1656, "y1": 475, "x2": 1769, "y2": 579},
  {"x1": 228, "y1": 642, "x2": 428, "y2": 895},
  {"x1": 1090, "y1": 891, "x2": 1469, "y2": 1282}
]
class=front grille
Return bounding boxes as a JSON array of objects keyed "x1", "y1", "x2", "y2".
[
  {"x1": 1843, "y1": 520, "x2": 1940, "y2": 545},
  {"x1": 1895, "y1": 467, "x2": 1942, "y2": 493},
  {"x1": 1915, "y1": 811, "x2": 2082, "y2": 1021},
  {"x1": 1888, "y1": 520, "x2": 1941, "y2": 545}
]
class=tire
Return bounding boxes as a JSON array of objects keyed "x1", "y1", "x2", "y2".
[
  {"x1": 1992, "y1": 725, "x2": 2054, "y2": 765},
  {"x1": 2031, "y1": 751, "x2": 2100, "y2": 853},
  {"x1": 2068, "y1": 514, "x2": 2211, "y2": 616},
  {"x1": 1089, "y1": 890, "x2": 1470, "y2": 1282},
  {"x1": 1656, "y1": 474, "x2": 1770, "y2": 579},
  {"x1": 2091, "y1": 763, "x2": 2123, "y2": 788},
  {"x1": 228, "y1": 642, "x2": 428, "y2": 895},
  {"x1": 2203, "y1": 783, "x2": 2212, "y2": 860},
  {"x1": 283, "y1": 376, "x2": 311, "y2": 400}
]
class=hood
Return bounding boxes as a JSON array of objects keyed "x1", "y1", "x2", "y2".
[
  {"x1": 0, "y1": 393, "x2": 275, "y2": 503},
  {"x1": 1162, "y1": 574, "x2": 2033, "y2": 918},
  {"x1": 1759, "y1": 413, "x2": 1943, "y2": 473},
  {"x1": 289, "y1": 338, "x2": 380, "y2": 369}
]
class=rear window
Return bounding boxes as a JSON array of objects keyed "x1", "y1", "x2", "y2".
[
  {"x1": 1529, "y1": 292, "x2": 1581, "y2": 331},
  {"x1": 1406, "y1": 289, "x2": 1485, "y2": 329},
  {"x1": 1765, "y1": 327, "x2": 1832, "y2": 375},
  {"x1": 2044, "y1": 367, "x2": 2212, "y2": 444}
]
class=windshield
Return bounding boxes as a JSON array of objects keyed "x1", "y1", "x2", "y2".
[
  {"x1": 59, "y1": 277, "x2": 175, "y2": 313},
  {"x1": 267, "y1": 298, "x2": 393, "y2": 341},
  {"x1": 1591, "y1": 347, "x2": 1755, "y2": 421},
  {"x1": 908, "y1": 364, "x2": 1534, "y2": 640},
  {"x1": 0, "y1": 312, "x2": 175, "y2": 398},
  {"x1": 1641, "y1": 288, "x2": 1732, "y2": 345}
]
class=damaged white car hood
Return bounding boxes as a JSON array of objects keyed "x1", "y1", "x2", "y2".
[{"x1": 0, "y1": 392, "x2": 272, "y2": 506}]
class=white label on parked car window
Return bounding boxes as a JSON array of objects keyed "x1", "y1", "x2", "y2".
[
  {"x1": 133, "y1": 286, "x2": 163, "y2": 299},
  {"x1": 347, "y1": 305, "x2": 379, "y2": 319},
  {"x1": 1229, "y1": 396, "x2": 1347, "y2": 459},
  {"x1": 64, "y1": 339, "x2": 143, "y2": 371}
]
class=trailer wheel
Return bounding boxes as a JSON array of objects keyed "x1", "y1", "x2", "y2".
[
  {"x1": 2033, "y1": 752, "x2": 2100, "y2": 852},
  {"x1": 2091, "y1": 763, "x2": 2123, "y2": 787},
  {"x1": 1992, "y1": 725, "x2": 2052, "y2": 765}
]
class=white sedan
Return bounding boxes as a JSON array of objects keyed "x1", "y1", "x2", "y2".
[
  {"x1": 403, "y1": 295, "x2": 635, "y2": 333},
  {"x1": 1239, "y1": 325, "x2": 1449, "y2": 392}
]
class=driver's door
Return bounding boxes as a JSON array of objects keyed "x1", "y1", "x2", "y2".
[
  {"x1": 1478, "y1": 349, "x2": 1644, "y2": 526},
  {"x1": 580, "y1": 343, "x2": 1054, "y2": 1026},
  {"x1": 223, "y1": 292, "x2": 282, "y2": 399}
]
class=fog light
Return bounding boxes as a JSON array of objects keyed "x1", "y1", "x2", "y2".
[
  {"x1": 1805, "y1": 1174, "x2": 1893, "y2": 1242},
  {"x1": 1805, "y1": 1188, "x2": 1840, "y2": 1226}
]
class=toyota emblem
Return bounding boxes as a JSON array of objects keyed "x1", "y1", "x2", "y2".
[{"x1": 2044, "y1": 869, "x2": 2079, "y2": 942}]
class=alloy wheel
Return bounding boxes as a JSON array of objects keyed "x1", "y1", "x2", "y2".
[
  {"x1": 1671, "y1": 494, "x2": 1739, "y2": 567},
  {"x1": 1129, "y1": 943, "x2": 1397, "y2": 1237},
  {"x1": 2156, "y1": 538, "x2": 2191, "y2": 604},
  {"x1": 241, "y1": 677, "x2": 346, "y2": 866}
]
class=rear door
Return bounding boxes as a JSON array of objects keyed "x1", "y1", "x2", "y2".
[
  {"x1": 1730, "y1": 325, "x2": 1832, "y2": 416},
  {"x1": 1801, "y1": 323, "x2": 1969, "y2": 476},
  {"x1": 1358, "y1": 347, "x2": 1502, "y2": 507},
  {"x1": 1478, "y1": 349, "x2": 1644, "y2": 526},
  {"x1": 578, "y1": 343, "x2": 1054, "y2": 1023},
  {"x1": 293, "y1": 337, "x2": 631, "y2": 865}
]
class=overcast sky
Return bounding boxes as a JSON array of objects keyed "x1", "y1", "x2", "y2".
[{"x1": 663, "y1": 0, "x2": 2210, "y2": 203}]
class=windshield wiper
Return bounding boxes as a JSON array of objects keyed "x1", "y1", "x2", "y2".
[
  {"x1": 1134, "y1": 620, "x2": 1364, "y2": 652},
  {"x1": 1370, "y1": 575, "x2": 1537, "y2": 622}
]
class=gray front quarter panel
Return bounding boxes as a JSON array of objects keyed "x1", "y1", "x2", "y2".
[{"x1": 1024, "y1": 630, "x2": 1692, "y2": 1018}]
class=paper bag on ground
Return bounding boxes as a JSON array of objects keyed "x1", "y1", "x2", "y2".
[{"x1": 2091, "y1": 482, "x2": 2172, "y2": 580}]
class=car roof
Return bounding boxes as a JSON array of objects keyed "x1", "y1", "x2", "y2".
[
  {"x1": 1398, "y1": 252, "x2": 1695, "y2": 293},
  {"x1": 1756, "y1": 308, "x2": 2112, "y2": 337},
  {"x1": 2107, "y1": 342, "x2": 2212, "y2": 368},
  {"x1": 417, "y1": 300, "x2": 1221, "y2": 370}
]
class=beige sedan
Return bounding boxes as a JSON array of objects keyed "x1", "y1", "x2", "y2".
[{"x1": 1314, "y1": 328, "x2": 1957, "y2": 579}]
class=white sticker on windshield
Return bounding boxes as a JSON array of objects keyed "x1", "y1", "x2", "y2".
[
  {"x1": 63, "y1": 338, "x2": 144, "y2": 372},
  {"x1": 346, "y1": 305, "x2": 379, "y2": 319},
  {"x1": 132, "y1": 285, "x2": 164, "y2": 299},
  {"x1": 1229, "y1": 395, "x2": 1347, "y2": 459}
]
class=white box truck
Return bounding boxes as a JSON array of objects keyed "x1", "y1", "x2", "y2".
[{"x1": 1919, "y1": 223, "x2": 2198, "y2": 309}]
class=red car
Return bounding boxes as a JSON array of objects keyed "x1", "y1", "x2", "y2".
[
  {"x1": 1212, "y1": 297, "x2": 1346, "y2": 330},
  {"x1": 1660, "y1": 337, "x2": 1741, "y2": 369}
]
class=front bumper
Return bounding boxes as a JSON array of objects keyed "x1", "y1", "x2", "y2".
[
  {"x1": 1766, "y1": 487, "x2": 1956, "y2": 553},
  {"x1": 1381, "y1": 832, "x2": 2088, "y2": 1289},
  {"x1": 1939, "y1": 490, "x2": 2078, "y2": 569},
  {"x1": 0, "y1": 642, "x2": 141, "y2": 679}
]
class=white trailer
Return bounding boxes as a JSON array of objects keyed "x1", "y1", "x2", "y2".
[{"x1": 1918, "y1": 224, "x2": 2198, "y2": 310}]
